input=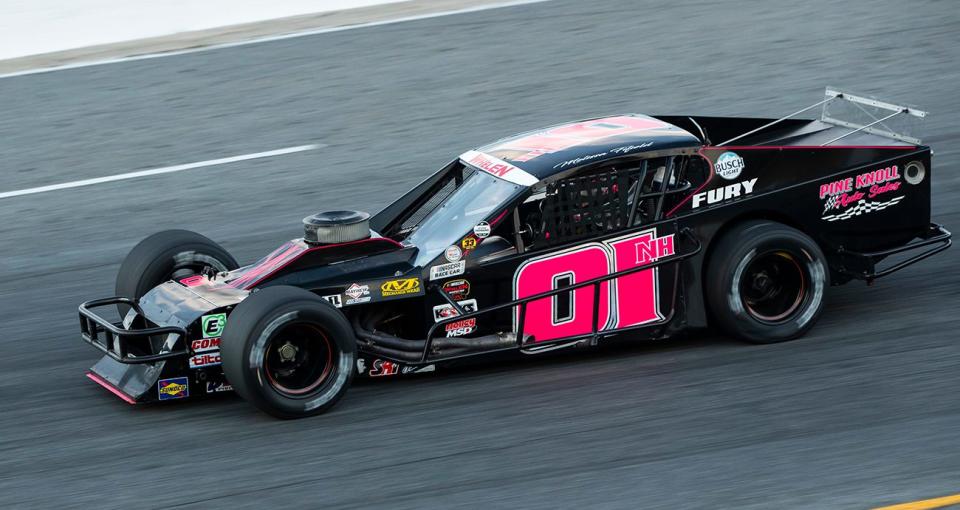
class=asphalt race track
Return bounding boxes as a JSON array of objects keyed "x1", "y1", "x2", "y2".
[{"x1": 1, "y1": 1, "x2": 959, "y2": 508}]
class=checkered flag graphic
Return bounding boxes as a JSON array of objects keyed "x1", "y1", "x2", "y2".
[
  {"x1": 822, "y1": 196, "x2": 905, "y2": 222},
  {"x1": 823, "y1": 194, "x2": 840, "y2": 213}
]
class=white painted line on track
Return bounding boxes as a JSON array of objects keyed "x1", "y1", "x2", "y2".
[
  {"x1": 0, "y1": 0, "x2": 554, "y2": 80},
  {"x1": 0, "y1": 144, "x2": 320, "y2": 199}
]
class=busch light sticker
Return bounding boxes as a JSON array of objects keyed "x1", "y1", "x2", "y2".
[{"x1": 714, "y1": 151, "x2": 745, "y2": 180}]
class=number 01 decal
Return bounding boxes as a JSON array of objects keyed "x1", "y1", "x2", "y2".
[{"x1": 513, "y1": 229, "x2": 675, "y2": 342}]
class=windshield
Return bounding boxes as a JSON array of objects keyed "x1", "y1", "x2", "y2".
[{"x1": 406, "y1": 170, "x2": 523, "y2": 266}]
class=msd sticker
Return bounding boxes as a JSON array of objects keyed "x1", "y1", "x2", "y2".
[
  {"x1": 445, "y1": 318, "x2": 477, "y2": 337},
  {"x1": 201, "y1": 313, "x2": 226, "y2": 338},
  {"x1": 158, "y1": 377, "x2": 189, "y2": 400},
  {"x1": 714, "y1": 151, "x2": 745, "y2": 180}
]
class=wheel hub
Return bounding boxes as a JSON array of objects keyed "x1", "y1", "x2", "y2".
[
  {"x1": 278, "y1": 342, "x2": 298, "y2": 362},
  {"x1": 740, "y1": 251, "x2": 807, "y2": 323}
]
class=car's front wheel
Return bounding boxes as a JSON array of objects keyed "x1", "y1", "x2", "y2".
[
  {"x1": 705, "y1": 220, "x2": 828, "y2": 343},
  {"x1": 220, "y1": 286, "x2": 356, "y2": 419},
  {"x1": 115, "y1": 229, "x2": 239, "y2": 315}
]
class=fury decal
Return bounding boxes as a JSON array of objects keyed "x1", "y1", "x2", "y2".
[
  {"x1": 692, "y1": 178, "x2": 757, "y2": 208},
  {"x1": 513, "y1": 229, "x2": 675, "y2": 342}
]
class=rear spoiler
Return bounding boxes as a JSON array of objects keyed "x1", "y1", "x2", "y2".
[{"x1": 718, "y1": 88, "x2": 928, "y2": 146}]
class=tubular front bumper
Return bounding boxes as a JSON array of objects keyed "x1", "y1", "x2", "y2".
[{"x1": 79, "y1": 296, "x2": 190, "y2": 364}]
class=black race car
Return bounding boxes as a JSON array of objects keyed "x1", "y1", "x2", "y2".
[{"x1": 79, "y1": 89, "x2": 951, "y2": 418}]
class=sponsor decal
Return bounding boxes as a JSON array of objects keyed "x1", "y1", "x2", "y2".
[
  {"x1": 466, "y1": 151, "x2": 519, "y2": 178},
  {"x1": 461, "y1": 236, "x2": 478, "y2": 250},
  {"x1": 442, "y1": 279, "x2": 471, "y2": 299},
  {"x1": 191, "y1": 337, "x2": 220, "y2": 353},
  {"x1": 692, "y1": 178, "x2": 757, "y2": 208},
  {"x1": 158, "y1": 377, "x2": 189, "y2": 400},
  {"x1": 444, "y1": 245, "x2": 463, "y2": 262},
  {"x1": 205, "y1": 381, "x2": 233, "y2": 393},
  {"x1": 189, "y1": 352, "x2": 222, "y2": 369},
  {"x1": 473, "y1": 221, "x2": 491, "y2": 239},
  {"x1": 380, "y1": 278, "x2": 421, "y2": 297},
  {"x1": 445, "y1": 318, "x2": 477, "y2": 337},
  {"x1": 430, "y1": 260, "x2": 466, "y2": 281},
  {"x1": 345, "y1": 283, "x2": 368, "y2": 300},
  {"x1": 344, "y1": 283, "x2": 371, "y2": 304},
  {"x1": 459, "y1": 151, "x2": 538, "y2": 186},
  {"x1": 356, "y1": 358, "x2": 367, "y2": 374},
  {"x1": 201, "y1": 313, "x2": 226, "y2": 338},
  {"x1": 401, "y1": 364, "x2": 436, "y2": 374},
  {"x1": 433, "y1": 298, "x2": 478, "y2": 322},
  {"x1": 714, "y1": 151, "x2": 745, "y2": 180},
  {"x1": 179, "y1": 275, "x2": 206, "y2": 287},
  {"x1": 369, "y1": 359, "x2": 400, "y2": 377},
  {"x1": 322, "y1": 294, "x2": 343, "y2": 308},
  {"x1": 819, "y1": 165, "x2": 902, "y2": 221}
]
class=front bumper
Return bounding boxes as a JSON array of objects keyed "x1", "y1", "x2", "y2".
[{"x1": 79, "y1": 296, "x2": 190, "y2": 364}]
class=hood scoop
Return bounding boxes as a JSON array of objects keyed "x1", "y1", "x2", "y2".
[{"x1": 303, "y1": 210, "x2": 371, "y2": 244}]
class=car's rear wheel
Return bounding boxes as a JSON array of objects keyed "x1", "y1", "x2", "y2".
[
  {"x1": 220, "y1": 286, "x2": 356, "y2": 419},
  {"x1": 115, "y1": 230, "x2": 239, "y2": 315},
  {"x1": 705, "y1": 220, "x2": 828, "y2": 343}
]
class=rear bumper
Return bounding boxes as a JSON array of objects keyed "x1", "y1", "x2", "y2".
[{"x1": 836, "y1": 223, "x2": 951, "y2": 282}]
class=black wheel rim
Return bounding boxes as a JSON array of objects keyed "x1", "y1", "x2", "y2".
[
  {"x1": 739, "y1": 250, "x2": 807, "y2": 323},
  {"x1": 263, "y1": 322, "x2": 334, "y2": 396}
]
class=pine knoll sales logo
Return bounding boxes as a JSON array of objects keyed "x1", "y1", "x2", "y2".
[{"x1": 819, "y1": 165, "x2": 902, "y2": 220}]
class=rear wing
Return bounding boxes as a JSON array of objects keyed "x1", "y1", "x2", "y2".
[{"x1": 718, "y1": 87, "x2": 928, "y2": 146}]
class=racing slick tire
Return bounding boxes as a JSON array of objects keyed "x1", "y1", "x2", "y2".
[
  {"x1": 705, "y1": 220, "x2": 828, "y2": 344},
  {"x1": 115, "y1": 229, "x2": 239, "y2": 315},
  {"x1": 220, "y1": 286, "x2": 356, "y2": 419}
]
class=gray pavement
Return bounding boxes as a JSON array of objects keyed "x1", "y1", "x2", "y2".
[{"x1": 0, "y1": 0, "x2": 958, "y2": 508}]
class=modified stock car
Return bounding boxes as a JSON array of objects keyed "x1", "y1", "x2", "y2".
[{"x1": 79, "y1": 89, "x2": 951, "y2": 418}]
